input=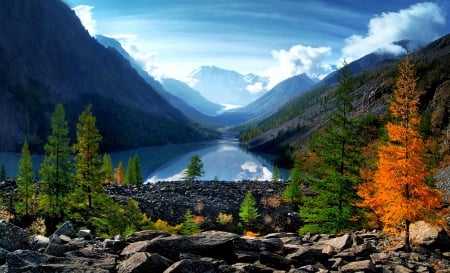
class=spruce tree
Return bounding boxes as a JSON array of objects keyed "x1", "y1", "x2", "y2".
[
  {"x1": 239, "y1": 191, "x2": 260, "y2": 231},
  {"x1": 271, "y1": 166, "x2": 280, "y2": 182},
  {"x1": 133, "y1": 155, "x2": 143, "y2": 184},
  {"x1": 16, "y1": 141, "x2": 36, "y2": 217},
  {"x1": 301, "y1": 63, "x2": 362, "y2": 234},
  {"x1": 39, "y1": 103, "x2": 73, "y2": 228},
  {"x1": 183, "y1": 155, "x2": 204, "y2": 181},
  {"x1": 100, "y1": 153, "x2": 113, "y2": 184},
  {"x1": 125, "y1": 156, "x2": 135, "y2": 185},
  {"x1": 72, "y1": 104, "x2": 102, "y2": 210},
  {"x1": 180, "y1": 209, "x2": 201, "y2": 235}
]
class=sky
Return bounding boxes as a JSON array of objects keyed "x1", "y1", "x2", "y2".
[{"x1": 64, "y1": 0, "x2": 449, "y2": 90}]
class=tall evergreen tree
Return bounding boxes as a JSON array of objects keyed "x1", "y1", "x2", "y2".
[
  {"x1": 39, "y1": 103, "x2": 73, "y2": 228},
  {"x1": 133, "y1": 155, "x2": 143, "y2": 184},
  {"x1": 125, "y1": 155, "x2": 142, "y2": 185},
  {"x1": 183, "y1": 155, "x2": 204, "y2": 181},
  {"x1": 100, "y1": 153, "x2": 114, "y2": 184},
  {"x1": 283, "y1": 156, "x2": 303, "y2": 209},
  {"x1": 357, "y1": 56, "x2": 443, "y2": 251},
  {"x1": 72, "y1": 104, "x2": 102, "y2": 210},
  {"x1": 239, "y1": 191, "x2": 260, "y2": 231},
  {"x1": 16, "y1": 141, "x2": 36, "y2": 217},
  {"x1": 0, "y1": 165, "x2": 6, "y2": 181},
  {"x1": 301, "y1": 63, "x2": 362, "y2": 233}
]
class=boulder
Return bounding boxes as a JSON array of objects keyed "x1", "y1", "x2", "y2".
[
  {"x1": 0, "y1": 247, "x2": 8, "y2": 265},
  {"x1": 77, "y1": 229, "x2": 94, "y2": 240},
  {"x1": 286, "y1": 245, "x2": 328, "y2": 267},
  {"x1": 0, "y1": 221, "x2": 29, "y2": 251},
  {"x1": 339, "y1": 259, "x2": 375, "y2": 272},
  {"x1": 145, "y1": 236, "x2": 195, "y2": 261},
  {"x1": 121, "y1": 240, "x2": 152, "y2": 256},
  {"x1": 163, "y1": 259, "x2": 216, "y2": 273},
  {"x1": 53, "y1": 221, "x2": 77, "y2": 239},
  {"x1": 321, "y1": 233, "x2": 353, "y2": 252},
  {"x1": 117, "y1": 252, "x2": 173, "y2": 273},
  {"x1": 125, "y1": 230, "x2": 170, "y2": 243},
  {"x1": 234, "y1": 236, "x2": 283, "y2": 252},
  {"x1": 189, "y1": 231, "x2": 239, "y2": 261},
  {"x1": 30, "y1": 234, "x2": 50, "y2": 250},
  {"x1": 259, "y1": 250, "x2": 292, "y2": 271},
  {"x1": 410, "y1": 221, "x2": 450, "y2": 251}
]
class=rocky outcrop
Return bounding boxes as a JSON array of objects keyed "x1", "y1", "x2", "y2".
[{"x1": 1, "y1": 221, "x2": 450, "y2": 273}]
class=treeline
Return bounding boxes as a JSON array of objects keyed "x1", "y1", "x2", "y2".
[{"x1": 1, "y1": 104, "x2": 154, "y2": 237}]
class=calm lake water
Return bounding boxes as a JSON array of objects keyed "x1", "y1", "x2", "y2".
[{"x1": 0, "y1": 135, "x2": 288, "y2": 182}]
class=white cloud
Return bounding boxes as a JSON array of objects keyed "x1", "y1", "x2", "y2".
[
  {"x1": 263, "y1": 44, "x2": 333, "y2": 89},
  {"x1": 72, "y1": 5, "x2": 97, "y2": 36},
  {"x1": 342, "y1": 2, "x2": 446, "y2": 62},
  {"x1": 246, "y1": 82, "x2": 265, "y2": 93},
  {"x1": 108, "y1": 34, "x2": 164, "y2": 80}
]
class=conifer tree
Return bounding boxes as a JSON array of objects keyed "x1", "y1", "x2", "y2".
[
  {"x1": 39, "y1": 103, "x2": 73, "y2": 227},
  {"x1": 180, "y1": 209, "x2": 201, "y2": 235},
  {"x1": 301, "y1": 63, "x2": 362, "y2": 233},
  {"x1": 72, "y1": 104, "x2": 102, "y2": 209},
  {"x1": 114, "y1": 161, "x2": 125, "y2": 185},
  {"x1": 100, "y1": 153, "x2": 113, "y2": 184},
  {"x1": 271, "y1": 166, "x2": 280, "y2": 182},
  {"x1": 0, "y1": 165, "x2": 6, "y2": 181},
  {"x1": 16, "y1": 141, "x2": 36, "y2": 217},
  {"x1": 239, "y1": 191, "x2": 260, "y2": 231},
  {"x1": 134, "y1": 155, "x2": 143, "y2": 184},
  {"x1": 183, "y1": 155, "x2": 204, "y2": 181},
  {"x1": 283, "y1": 157, "x2": 303, "y2": 208},
  {"x1": 357, "y1": 56, "x2": 443, "y2": 251},
  {"x1": 125, "y1": 155, "x2": 143, "y2": 185}
]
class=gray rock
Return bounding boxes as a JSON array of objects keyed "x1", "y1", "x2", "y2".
[
  {"x1": 0, "y1": 221, "x2": 29, "y2": 251},
  {"x1": 163, "y1": 259, "x2": 216, "y2": 273},
  {"x1": 120, "y1": 240, "x2": 152, "y2": 256},
  {"x1": 53, "y1": 221, "x2": 77, "y2": 239},
  {"x1": 190, "y1": 231, "x2": 239, "y2": 261},
  {"x1": 145, "y1": 236, "x2": 195, "y2": 261},
  {"x1": 125, "y1": 230, "x2": 170, "y2": 243},
  {"x1": 235, "y1": 236, "x2": 283, "y2": 252},
  {"x1": 410, "y1": 221, "x2": 450, "y2": 251},
  {"x1": 286, "y1": 245, "x2": 328, "y2": 267},
  {"x1": 77, "y1": 229, "x2": 94, "y2": 240},
  {"x1": 339, "y1": 259, "x2": 375, "y2": 272},
  {"x1": 321, "y1": 233, "x2": 353, "y2": 252},
  {"x1": 118, "y1": 252, "x2": 173, "y2": 273},
  {"x1": 30, "y1": 234, "x2": 49, "y2": 250},
  {"x1": 259, "y1": 250, "x2": 292, "y2": 271}
]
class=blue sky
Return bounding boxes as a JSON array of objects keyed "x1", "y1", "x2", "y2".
[{"x1": 64, "y1": 0, "x2": 449, "y2": 89}]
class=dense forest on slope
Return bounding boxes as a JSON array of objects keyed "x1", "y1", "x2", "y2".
[
  {"x1": 0, "y1": 0, "x2": 218, "y2": 153},
  {"x1": 240, "y1": 34, "x2": 450, "y2": 167}
]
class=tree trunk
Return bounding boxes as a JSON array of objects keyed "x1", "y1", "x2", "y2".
[{"x1": 404, "y1": 219, "x2": 411, "y2": 251}]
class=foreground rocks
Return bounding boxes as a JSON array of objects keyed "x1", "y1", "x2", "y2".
[{"x1": 1, "y1": 220, "x2": 450, "y2": 273}]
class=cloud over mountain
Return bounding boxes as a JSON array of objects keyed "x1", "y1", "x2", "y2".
[
  {"x1": 72, "y1": 5, "x2": 97, "y2": 36},
  {"x1": 342, "y1": 2, "x2": 446, "y2": 62}
]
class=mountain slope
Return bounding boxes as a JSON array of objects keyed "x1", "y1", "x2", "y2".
[
  {"x1": 160, "y1": 78, "x2": 224, "y2": 116},
  {"x1": 240, "y1": 34, "x2": 450, "y2": 166},
  {"x1": 216, "y1": 74, "x2": 315, "y2": 125},
  {"x1": 0, "y1": 0, "x2": 217, "y2": 152},
  {"x1": 96, "y1": 35, "x2": 222, "y2": 125}
]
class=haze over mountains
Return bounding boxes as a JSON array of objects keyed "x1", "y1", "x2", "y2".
[{"x1": 0, "y1": 0, "x2": 448, "y2": 159}]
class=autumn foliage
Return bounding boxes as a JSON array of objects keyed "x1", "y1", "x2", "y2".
[{"x1": 357, "y1": 56, "x2": 443, "y2": 249}]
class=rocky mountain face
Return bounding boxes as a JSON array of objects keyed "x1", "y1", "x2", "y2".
[
  {"x1": 0, "y1": 0, "x2": 217, "y2": 152},
  {"x1": 217, "y1": 74, "x2": 315, "y2": 125},
  {"x1": 243, "y1": 34, "x2": 450, "y2": 165}
]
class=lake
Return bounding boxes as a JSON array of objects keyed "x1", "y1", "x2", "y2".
[{"x1": 0, "y1": 135, "x2": 288, "y2": 182}]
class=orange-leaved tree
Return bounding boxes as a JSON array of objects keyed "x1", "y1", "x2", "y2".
[{"x1": 357, "y1": 56, "x2": 443, "y2": 251}]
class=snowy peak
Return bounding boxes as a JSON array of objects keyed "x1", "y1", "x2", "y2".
[{"x1": 186, "y1": 66, "x2": 269, "y2": 106}]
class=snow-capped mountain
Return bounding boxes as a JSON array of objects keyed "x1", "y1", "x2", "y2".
[{"x1": 186, "y1": 66, "x2": 269, "y2": 106}]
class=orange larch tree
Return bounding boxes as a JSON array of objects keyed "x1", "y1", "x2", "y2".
[{"x1": 357, "y1": 56, "x2": 443, "y2": 251}]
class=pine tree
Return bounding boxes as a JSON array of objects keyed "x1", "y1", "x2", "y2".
[
  {"x1": 125, "y1": 156, "x2": 135, "y2": 185},
  {"x1": 283, "y1": 157, "x2": 303, "y2": 208},
  {"x1": 0, "y1": 165, "x2": 6, "y2": 181},
  {"x1": 134, "y1": 155, "x2": 143, "y2": 184},
  {"x1": 72, "y1": 104, "x2": 102, "y2": 210},
  {"x1": 114, "y1": 162, "x2": 125, "y2": 185},
  {"x1": 301, "y1": 63, "x2": 362, "y2": 233},
  {"x1": 16, "y1": 141, "x2": 36, "y2": 217},
  {"x1": 357, "y1": 56, "x2": 443, "y2": 251},
  {"x1": 183, "y1": 155, "x2": 204, "y2": 181},
  {"x1": 101, "y1": 154, "x2": 113, "y2": 184},
  {"x1": 39, "y1": 103, "x2": 73, "y2": 228},
  {"x1": 239, "y1": 191, "x2": 260, "y2": 231},
  {"x1": 180, "y1": 209, "x2": 201, "y2": 235},
  {"x1": 271, "y1": 166, "x2": 280, "y2": 182}
]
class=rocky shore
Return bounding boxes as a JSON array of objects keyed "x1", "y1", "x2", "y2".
[{"x1": 1, "y1": 220, "x2": 450, "y2": 273}]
